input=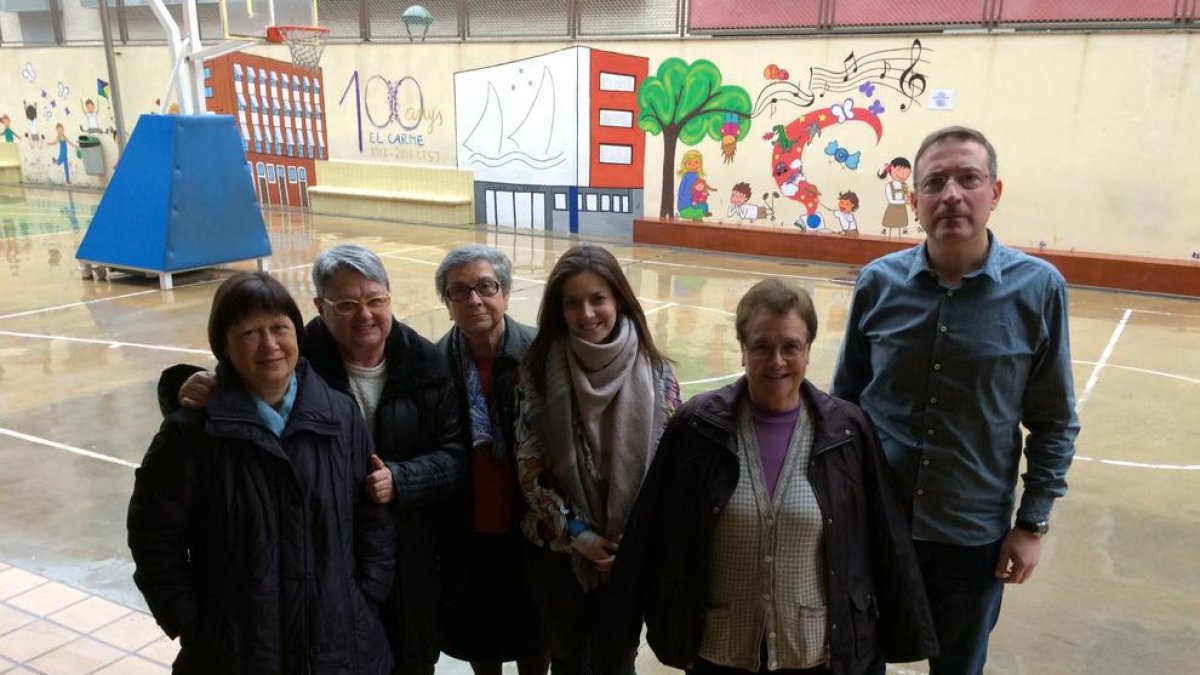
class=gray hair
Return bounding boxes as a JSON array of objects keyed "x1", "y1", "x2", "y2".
[
  {"x1": 311, "y1": 244, "x2": 390, "y2": 298},
  {"x1": 434, "y1": 244, "x2": 514, "y2": 302},
  {"x1": 913, "y1": 125, "x2": 999, "y2": 184}
]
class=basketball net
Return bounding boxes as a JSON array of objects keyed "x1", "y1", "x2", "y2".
[{"x1": 266, "y1": 25, "x2": 330, "y2": 72}]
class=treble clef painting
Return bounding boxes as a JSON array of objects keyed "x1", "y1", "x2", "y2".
[{"x1": 898, "y1": 39, "x2": 928, "y2": 111}]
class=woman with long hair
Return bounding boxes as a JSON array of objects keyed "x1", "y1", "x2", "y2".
[{"x1": 516, "y1": 244, "x2": 681, "y2": 675}]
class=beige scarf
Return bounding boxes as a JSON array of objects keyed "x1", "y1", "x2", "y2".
[{"x1": 535, "y1": 317, "x2": 664, "y2": 586}]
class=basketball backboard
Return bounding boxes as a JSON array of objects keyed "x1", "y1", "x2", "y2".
[{"x1": 221, "y1": 0, "x2": 318, "y2": 38}]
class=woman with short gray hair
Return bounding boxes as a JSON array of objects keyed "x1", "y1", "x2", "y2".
[{"x1": 434, "y1": 245, "x2": 549, "y2": 675}]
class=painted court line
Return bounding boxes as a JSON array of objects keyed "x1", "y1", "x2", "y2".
[
  {"x1": 643, "y1": 302, "x2": 677, "y2": 316},
  {"x1": 680, "y1": 372, "x2": 742, "y2": 386},
  {"x1": 0, "y1": 427, "x2": 139, "y2": 469},
  {"x1": 0, "y1": 289, "x2": 160, "y2": 321},
  {"x1": 1074, "y1": 455, "x2": 1200, "y2": 471},
  {"x1": 1073, "y1": 361, "x2": 1200, "y2": 386},
  {"x1": 0, "y1": 330, "x2": 210, "y2": 355},
  {"x1": 1076, "y1": 309, "x2": 1131, "y2": 411}
]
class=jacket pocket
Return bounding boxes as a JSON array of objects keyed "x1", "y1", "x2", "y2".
[{"x1": 848, "y1": 590, "x2": 879, "y2": 659}]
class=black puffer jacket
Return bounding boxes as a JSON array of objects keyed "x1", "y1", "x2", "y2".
[
  {"x1": 602, "y1": 378, "x2": 938, "y2": 675},
  {"x1": 303, "y1": 317, "x2": 466, "y2": 668},
  {"x1": 434, "y1": 317, "x2": 535, "y2": 611},
  {"x1": 130, "y1": 359, "x2": 396, "y2": 674}
]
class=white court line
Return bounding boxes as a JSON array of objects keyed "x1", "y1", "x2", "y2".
[
  {"x1": 0, "y1": 330, "x2": 210, "y2": 355},
  {"x1": 381, "y1": 254, "x2": 436, "y2": 267},
  {"x1": 1072, "y1": 360, "x2": 1200, "y2": 386},
  {"x1": 1076, "y1": 309, "x2": 1131, "y2": 411},
  {"x1": 1074, "y1": 455, "x2": 1199, "y2": 471},
  {"x1": 612, "y1": 252, "x2": 843, "y2": 283},
  {"x1": 0, "y1": 289, "x2": 160, "y2": 321},
  {"x1": 681, "y1": 372, "x2": 741, "y2": 386},
  {"x1": 643, "y1": 302, "x2": 677, "y2": 316},
  {"x1": 0, "y1": 427, "x2": 139, "y2": 469}
]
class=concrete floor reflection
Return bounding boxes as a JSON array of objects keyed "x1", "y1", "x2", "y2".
[{"x1": 0, "y1": 185, "x2": 1197, "y2": 674}]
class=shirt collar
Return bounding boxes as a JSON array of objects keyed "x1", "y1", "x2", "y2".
[{"x1": 907, "y1": 230, "x2": 1004, "y2": 284}]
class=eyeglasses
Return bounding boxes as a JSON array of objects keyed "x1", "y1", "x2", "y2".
[
  {"x1": 746, "y1": 342, "x2": 809, "y2": 361},
  {"x1": 319, "y1": 295, "x2": 391, "y2": 316},
  {"x1": 917, "y1": 172, "x2": 990, "y2": 195},
  {"x1": 445, "y1": 279, "x2": 502, "y2": 303}
]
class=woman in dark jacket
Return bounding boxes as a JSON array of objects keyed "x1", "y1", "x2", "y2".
[
  {"x1": 433, "y1": 245, "x2": 550, "y2": 675},
  {"x1": 129, "y1": 271, "x2": 396, "y2": 674},
  {"x1": 602, "y1": 279, "x2": 937, "y2": 675},
  {"x1": 160, "y1": 245, "x2": 466, "y2": 675}
]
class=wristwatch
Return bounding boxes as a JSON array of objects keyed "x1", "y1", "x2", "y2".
[{"x1": 1014, "y1": 519, "x2": 1049, "y2": 537}]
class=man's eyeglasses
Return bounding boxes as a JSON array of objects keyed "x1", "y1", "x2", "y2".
[
  {"x1": 319, "y1": 295, "x2": 391, "y2": 316},
  {"x1": 445, "y1": 279, "x2": 502, "y2": 303},
  {"x1": 917, "y1": 172, "x2": 990, "y2": 195}
]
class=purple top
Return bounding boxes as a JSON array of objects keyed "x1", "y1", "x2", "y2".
[{"x1": 750, "y1": 401, "x2": 801, "y2": 498}]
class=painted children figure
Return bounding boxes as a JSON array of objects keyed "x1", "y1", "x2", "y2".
[
  {"x1": 1, "y1": 115, "x2": 15, "y2": 143},
  {"x1": 727, "y1": 182, "x2": 759, "y2": 221},
  {"x1": 676, "y1": 150, "x2": 705, "y2": 214},
  {"x1": 50, "y1": 123, "x2": 77, "y2": 184},
  {"x1": 832, "y1": 191, "x2": 861, "y2": 237},
  {"x1": 681, "y1": 178, "x2": 714, "y2": 221},
  {"x1": 80, "y1": 99, "x2": 100, "y2": 132},
  {"x1": 878, "y1": 157, "x2": 912, "y2": 237}
]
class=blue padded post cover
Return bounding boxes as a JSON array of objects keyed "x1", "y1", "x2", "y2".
[{"x1": 76, "y1": 114, "x2": 271, "y2": 271}]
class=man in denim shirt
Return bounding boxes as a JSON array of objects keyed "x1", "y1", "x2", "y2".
[{"x1": 832, "y1": 126, "x2": 1080, "y2": 675}]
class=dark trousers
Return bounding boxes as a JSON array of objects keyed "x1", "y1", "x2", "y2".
[
  {"x1": 522, "y1": 543, "x2": 636, "y2": 675},
  {"x1": 914, "y1": 537, "x2": 1006, "y2": 675}
]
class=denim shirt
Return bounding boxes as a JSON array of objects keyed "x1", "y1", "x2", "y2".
[{"x1": 831, "y1": 232, "x2": 1080, "y2": 545}]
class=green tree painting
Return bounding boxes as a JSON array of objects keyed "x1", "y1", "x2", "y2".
[{"x1": 639, "y1": 58, "x2": 752, "y2": 218}]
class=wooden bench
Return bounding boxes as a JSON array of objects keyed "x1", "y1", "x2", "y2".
[
  {"x1": 0, "y1": 143, "x2": 21, "y2": 185},
  {"x1": 308, "y1": 160, "x2": 474, "y2": 226}
]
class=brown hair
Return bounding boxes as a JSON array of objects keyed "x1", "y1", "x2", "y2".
[
  {"x1": 523, "y1": 244, "x2": 668, "y2": 393},
  {"x1": 735, "y1": 278, "x2": 818, "y2": 345},
  {"x1": 731, "y1": 182, "x2": 752, "y2": 198},
  {"x1": 913, "y1": 125, "x2": 998, "y2": 183},
  {"x1": 207, "y1": 271, "x2": 305, "y2": 365}
]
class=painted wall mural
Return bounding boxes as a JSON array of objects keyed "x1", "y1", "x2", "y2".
[
  {"x1": 2, "y1": 62, "x2": 118, "y2": 188},
  {"x1": 454, "y1": 46, "x2": 648, "y2": 238},
  {"x1": 338, "y1": 70, "x2": 446, "y2": 164},
  {"x1": 651, "y1": 39, "x2": 934, "y2": 243},
  {"x1": 638, "y1": 58, "x2": 751, "y2": 218}
]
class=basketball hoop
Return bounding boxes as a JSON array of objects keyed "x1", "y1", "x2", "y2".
[{"x1": 266, "y1": 25, "x2": 330, "y2": 72}]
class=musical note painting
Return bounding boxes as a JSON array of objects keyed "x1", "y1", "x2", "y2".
[{"x1": 751, "y1": 39, "x2": 932, "y2": 119}]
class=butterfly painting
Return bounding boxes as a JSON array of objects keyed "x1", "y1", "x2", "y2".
[{"x1": 831, "y1": 98, "x2": 855, "y2": 124}]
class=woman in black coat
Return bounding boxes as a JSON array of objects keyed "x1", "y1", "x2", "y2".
[
  {"x1": 601, "y1": 279, "x2": 937, "y2": 675},
  {"x1": 128, "y1": 271, "x2": 396, "y2": 674},
  {"x1": 433, "y1": 244, "x2": 549, "y2": 675}
]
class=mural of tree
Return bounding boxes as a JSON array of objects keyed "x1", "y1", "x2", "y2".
[{"x1": 639, "y1": 58, "x2": 752, "y2": 218}]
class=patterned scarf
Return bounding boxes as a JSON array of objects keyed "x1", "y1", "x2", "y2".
[{"x1": 453, "y1": 323, "x2": 508, "y2": 463}]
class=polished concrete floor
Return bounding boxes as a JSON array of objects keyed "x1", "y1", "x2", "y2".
[{"x1": 0, "y1": 184, "x2": 1197, "y2": 674}]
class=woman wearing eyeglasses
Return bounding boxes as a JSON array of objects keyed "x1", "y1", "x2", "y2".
[
  {"x1": 432, "y1": 245, "x2": 550, "y2": 675},
  {"x1": 130, "y1": 272, "x2": 396, "y2": 673},
  {"x1": 601, "y1": 279, "x2": 938, "y2": 675},
  {"x1": 516, "y1": 244, "x2": 680, "y2": 675},
  {"x1": 160, "y1": 244, "x2": 466, "y2": 675}
]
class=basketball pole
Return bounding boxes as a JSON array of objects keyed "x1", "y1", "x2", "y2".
[
  {"x1": 95, "y1": 0, "x2": 128, "y2": 154},
  {"x1": 146, "y1": 0, "x2": 262, "y2": 115}
]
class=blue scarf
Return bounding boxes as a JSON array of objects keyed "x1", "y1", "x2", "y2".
[
  {"x1": 453, "y1": 324, "x2": 508, "y2": 463},
  {"x1": 252, "y1": 373, "x2": 298, "y2": 437}
]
